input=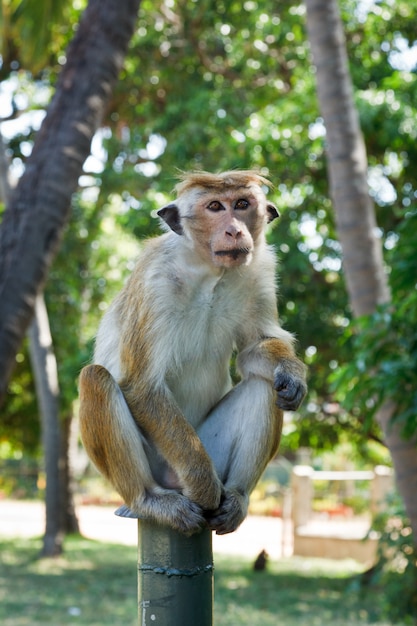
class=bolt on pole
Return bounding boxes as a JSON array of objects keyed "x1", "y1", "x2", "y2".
[{"x1": 137, "y1": 519, "x2": 213, "y2": 626}]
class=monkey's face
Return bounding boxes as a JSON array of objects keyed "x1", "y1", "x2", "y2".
[
  {"x1": 158, "y1": 183, "x2": 279, "y2": 270},
  {"x1": 189, "y1": 189, "x2": 277, "y2": 269},
  {"x1": 196, "y1": 194, "x2": 258, "y2": 268}
]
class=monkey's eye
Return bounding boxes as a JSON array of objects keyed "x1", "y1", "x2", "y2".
[
  {"x1": 207, "y1": 201, "x2": 225, "y2": 212},
  {"x1": 235, "y1": 198, "x2": 250, "y2": 210}
]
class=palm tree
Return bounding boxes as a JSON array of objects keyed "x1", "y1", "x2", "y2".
[
  {"x1": 0, "y1": 0, "x2": 141, "y2": 555},
  {"x1": 0, "y1": 0, "x2": 141, "y2": 401},
  {"x1": 304, "y1": 0, "x2": 417, "y2": 541}
]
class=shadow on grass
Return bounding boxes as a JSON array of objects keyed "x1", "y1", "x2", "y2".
[
  {"x1": 0, "y1": 537, "x2": 408, "y2": 626},
  {"x1": 0, "y1": 536, "x2": 138, "y2": 626}
]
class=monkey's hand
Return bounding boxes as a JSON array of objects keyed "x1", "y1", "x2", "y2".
[
  {"x1": 205, "y1": 489, "x2": 249, "y2": 535},
  {"x1": 274, "y1": 358, "x2": 307, "y2": 411}
]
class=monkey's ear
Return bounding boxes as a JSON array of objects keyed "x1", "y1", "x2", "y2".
[
  {"x1": 157, "y1": 203, "x2": 184, "y2": 235},
  {"x1": 267, "y1": 204, "x2": 280, "y2": 223}
]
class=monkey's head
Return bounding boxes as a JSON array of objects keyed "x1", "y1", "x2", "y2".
[{"x1": 157, "y1": 170, "x2": 279, "y2": 269}]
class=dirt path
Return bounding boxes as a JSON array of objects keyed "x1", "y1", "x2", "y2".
[{"x1": 0, "y1": 499, "x2": 292, "y2": 559}]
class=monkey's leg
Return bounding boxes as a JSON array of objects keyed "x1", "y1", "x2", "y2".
[
  {"x1": 198, "y1": 377, "x2": 283, "y2": 535},
  {"x1": 120, "y1": 382, "x2": 223, "y2": 512},
  {"x1": 79, "y1": 365, "x2": 206, "y2": 535}
]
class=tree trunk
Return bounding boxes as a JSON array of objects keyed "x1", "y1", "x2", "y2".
[
  {"x1": 60, "y1": 413, "x2": 80, "y2": 535},
  {"x1": 304, "y1": 0, "x2": 417, "y2": 540},
  {"x1": 28, "y1": 293, "x2": 64, "y2": 556},
  {"x1": 1, "y1": 121, "x2": 80, "y2": 549},
  {"x1": 0, "y1": 131, "x2": 11, "y2": 204},
  {"x1": 0, "y1": 0, "x2": 141, "y2": 404}
]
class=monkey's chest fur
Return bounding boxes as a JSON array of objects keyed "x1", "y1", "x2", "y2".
[{"x1": 160, "y1": 269, "x2": 252, "y2": 426}]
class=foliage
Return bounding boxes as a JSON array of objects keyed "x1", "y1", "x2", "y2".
[
  {"x1": 99, "y1": 0, "x2": 366, "y2": 453},
  {"x1": 0, "y1": 186, "x2": 139, "y2": 458},
  {"x1": 0, "y1": 0, "x2": 83, "y2": 78},
  {"x1": 1, "y1": 0, "x2": 417, "y2": 458},
  {"x1": 0, "y1": 447, "x2": 39, "y2": 497},
  {"x1": 100, "y1": 0, "x2": 417, "y2": 455},
  {"x1": 46, "y1": 193, "x2": 139, "y2": 409},
  {"x1": 1, "y1": 535, "x2": 412, "y2": 626},
  {"x1": 331, "y1": 208, "x2": 417, "y2": 439},
  {"x1": 0, "y1": 345, "x2": 38, "y2": 453},
  {"x1": 367, "y1": 494, "x2": 417, "y2": 623}
]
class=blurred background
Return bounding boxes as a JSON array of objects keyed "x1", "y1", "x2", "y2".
[{"x1": 0, "y1": 1, "x2": 416, "y2": 623}]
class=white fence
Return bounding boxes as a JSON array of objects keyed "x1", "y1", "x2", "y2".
[{"x1": 290, "y1": 465, "x2": 393, "y2": 563}]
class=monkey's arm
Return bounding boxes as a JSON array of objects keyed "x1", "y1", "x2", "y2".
[{"x1": 79, "y1": 364, "x2": 216, "y2": 535}]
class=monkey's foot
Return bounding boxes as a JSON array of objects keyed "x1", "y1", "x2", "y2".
[
  {"x1": 206, "y1": 489, "x2": 249, "y2": 535},
  {"x1": 114, "y1": 504, "x2": 139, "y2": 518},
  {"x1": 115, "y1": 492, "x2": 207, "y2": 536}
]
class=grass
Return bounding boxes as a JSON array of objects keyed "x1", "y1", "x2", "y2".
[
  {"x1": 213, "y1": 555, "x2": 395, "y2": 626},
  {"x1": 0, "y1": 536, "x2": 407, "y2": 626}
]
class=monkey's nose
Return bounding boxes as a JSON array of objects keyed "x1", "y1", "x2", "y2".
[{"x1": 225, "y1": 224, "x2": 242, "y2": 239}]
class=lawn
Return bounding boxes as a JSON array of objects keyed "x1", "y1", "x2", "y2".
[{"x1": 0, "y1": 536, "x2": 405, "y2": 625}]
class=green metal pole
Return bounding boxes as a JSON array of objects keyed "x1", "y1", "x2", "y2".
[{"x1": 137, "y1": 520, "x2": 214, "y2": 626}]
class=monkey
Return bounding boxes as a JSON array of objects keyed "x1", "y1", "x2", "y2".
[{"x1": 79, "y1": 170, "x2": 307, "y2": 536}]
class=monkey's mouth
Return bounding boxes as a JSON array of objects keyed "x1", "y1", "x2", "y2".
[{"x1": 215, "y1": 248, "x2": 251, "y2": 260}]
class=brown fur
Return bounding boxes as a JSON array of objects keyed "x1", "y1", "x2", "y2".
[{"x1": 174, "y1": 169, "x2": 272, "y2": 195}]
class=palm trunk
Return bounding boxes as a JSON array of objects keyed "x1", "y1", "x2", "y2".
[
  {"x1": 304, "y1": 0, "x2": 417, "y2": 540},
  {"x1": 0, "y1": 0, "x2": 141, "y2": 403},
  {"x1": 60, "y1": 414, "x2": 80, "y2": 535}
]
